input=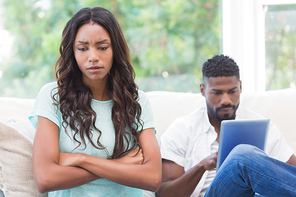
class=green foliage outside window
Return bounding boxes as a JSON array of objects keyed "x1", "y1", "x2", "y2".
[
  {"x1": 265, "y1": 5, "x2": 296, "y2": 90},
  {"x1": 0, "y1": 0, "x2": 220, "y2": 98}
]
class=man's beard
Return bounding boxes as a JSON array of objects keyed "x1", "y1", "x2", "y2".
[{"x1": 207, "y1": 103, "x2": 239, "y2": 122}]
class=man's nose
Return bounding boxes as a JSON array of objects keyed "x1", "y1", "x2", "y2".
[{"x1": 220, "y1": 93, "x2": 231, "y2": 105}]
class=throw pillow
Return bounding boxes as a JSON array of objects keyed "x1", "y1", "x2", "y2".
[{"x1": 0, "y1": 121, "x2": 47, "y2": 197}]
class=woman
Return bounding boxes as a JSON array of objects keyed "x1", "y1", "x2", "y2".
[{"x1": 29, "y1": 7, "x2": 161, "y2": 196}]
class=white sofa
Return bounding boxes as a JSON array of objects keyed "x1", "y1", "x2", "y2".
[{"x1": 0, "y1": 88, "x2": 296, "y2": 197}]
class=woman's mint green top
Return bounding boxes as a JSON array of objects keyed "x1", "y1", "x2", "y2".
[{"x1": 29, "y1": 82, "x2": 155, "y2": 197}]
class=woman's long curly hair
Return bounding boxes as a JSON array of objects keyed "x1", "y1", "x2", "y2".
[{"x1": 53, "y1": 7, "x2": 143, "y2": 159}]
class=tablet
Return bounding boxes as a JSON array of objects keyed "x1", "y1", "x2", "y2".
[{"x1": 216, "y1": 119, "x2": 270, "y2": 171}]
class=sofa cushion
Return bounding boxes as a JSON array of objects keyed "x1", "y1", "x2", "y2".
[
  {"x1": 240, "y1": 88, "x2": 296, "y2": 153},
  {"x1": 0, "y1": 121, "x2": 47, "y2": 197}
]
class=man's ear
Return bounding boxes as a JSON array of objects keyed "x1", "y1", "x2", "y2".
[
  {"x1": 200, "y1": 83, "x2": 205, "y2": 96},
  {"x1": 239, "y1": 80, "x2": 242, "y2": 93}
]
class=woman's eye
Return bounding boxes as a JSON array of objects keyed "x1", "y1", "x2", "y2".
[
  {"x1": 99, "y1": 46, "x2": 109, "y2": 50},
  {"x1": 78, "y1": 47, "x2": 87, "y2": 51}
]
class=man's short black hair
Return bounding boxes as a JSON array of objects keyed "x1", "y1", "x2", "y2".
[{"x1": 202, "y1": 54, "x2": 240, "y2": 82}]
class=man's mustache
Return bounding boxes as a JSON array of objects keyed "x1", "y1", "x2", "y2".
[{"x1": 216, "y1": 104, "x2": 236, "y2": 111}]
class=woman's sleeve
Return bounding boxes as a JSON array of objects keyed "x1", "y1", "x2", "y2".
[
  {"x1": 29, "y1": 82, "x2": 61, "y2": 129},
  {"x1": 137, "y1": 90, "x2": 155, "y2": 131}
]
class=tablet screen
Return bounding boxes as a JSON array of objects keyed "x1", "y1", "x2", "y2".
[{"x1": 216, "y1": 119, "x2": 270, "y2": 170}]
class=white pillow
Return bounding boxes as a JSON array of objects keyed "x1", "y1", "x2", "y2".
[{"x1": 0, "y1": 121, "x2": 47, "y2": 197}]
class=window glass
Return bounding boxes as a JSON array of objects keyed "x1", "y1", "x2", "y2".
[
  {"x1": 265, "y1": 4, "x2": 296, "y2": 90},
  {"x1": 0, "y1": 0, "x2": 220, "y2": 98}
]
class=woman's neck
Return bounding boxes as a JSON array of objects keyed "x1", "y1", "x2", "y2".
[
  {"x1": 92, "y1": 87, "x2": 111, "y2": 101},
  {"x1": 83, "y1": 79, "x2": 111, "y2": 101}
]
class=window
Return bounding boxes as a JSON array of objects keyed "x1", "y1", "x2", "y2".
[
  {"x1": 222, "y1": 0, "x2": 296, "y2": 92},
  {"x1": 0, "y1": 0, "x2": 221, "y2": 98},
  {"x1": 265, "y1": 4, "x2": 296, "y2": 90}
]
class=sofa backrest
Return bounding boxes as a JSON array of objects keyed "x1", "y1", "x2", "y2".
[
  {"x1": 1, "y1": 88, "x2": 295, "y2": 152},
  {"x1": 146, "y1": 88, "x2": 296, "y2": 152},
  {"x1": 0, "y1": 97, "x2": 35, "y2": 123}
]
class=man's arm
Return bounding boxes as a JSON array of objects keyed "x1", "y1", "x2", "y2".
[
  {"x1": 286, "y1": 154, "x2": 296, "y2": 167},
  {"x1": 156, "y1": 152, "x2": 217, "y2": 197}
]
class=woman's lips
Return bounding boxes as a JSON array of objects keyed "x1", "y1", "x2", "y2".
[{"x1": 87, "y1": 66, "x2": 103, "y2": 72}]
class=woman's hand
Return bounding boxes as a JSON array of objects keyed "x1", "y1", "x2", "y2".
[
  {"x1": 59, "y1": 146, "x2": 143, "y2": 167},
  {"x1": 115, "y1": 146, "x2": 144, "y2": 164},
  {"x1": 59, "y1": 152, "x2": 82, "y2": 167},
  {"x1": 57, "y1": 129, "x2": 161, "y2": 192}
]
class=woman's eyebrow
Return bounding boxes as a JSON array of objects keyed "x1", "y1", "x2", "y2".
[
  {"x1": 95, "y1": 39, "x2": 110, "y2": 44},
  {"x1": 74, "y1": 39, "x2": 110, "y2": 44},
  {"x1": 75, "y1": 41, "x2": 88, "y2": 44}
]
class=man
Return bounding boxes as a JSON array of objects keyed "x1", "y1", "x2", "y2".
[{"x1": 156, "y1": 54, "x2": 296, "y2": 197}]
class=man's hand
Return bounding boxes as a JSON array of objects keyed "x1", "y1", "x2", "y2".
[
  {"x1": 200, "y1": 152, "x2": 218, "y2": 171},
  {"x1": 156, "y1": 152, "x2": 218, "y2": 197}
]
